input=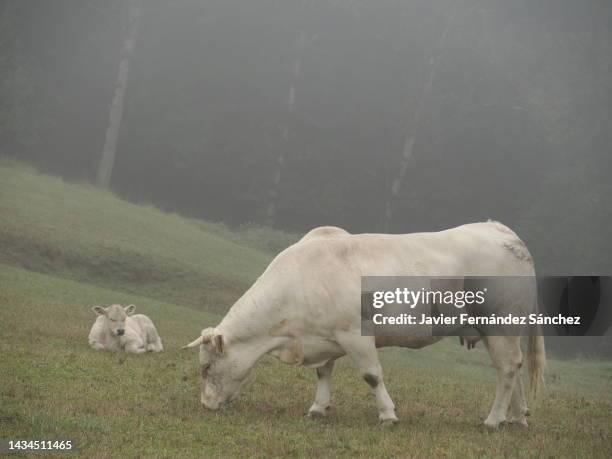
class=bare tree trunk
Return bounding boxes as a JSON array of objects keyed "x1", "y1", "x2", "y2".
[
  {"x1": 265, "y1": 29, "x2": 306, "y2": 226},
  {"x1": 382, "y1": 8, "x2": 456, "y2": 232},
  {"x1": 96, "y1": 0, "x2": 141, "y2": 189}
]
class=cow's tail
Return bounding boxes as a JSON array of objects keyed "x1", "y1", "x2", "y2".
[{"x1": 528, "y1": 324, "x2": 546, "y2": 400}]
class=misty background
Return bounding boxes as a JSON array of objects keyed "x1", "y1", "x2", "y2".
[{"x1": 1, "y1": 0, "x2": 610, "y2": 276}]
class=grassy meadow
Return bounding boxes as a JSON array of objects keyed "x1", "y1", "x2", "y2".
[{"x1": 0, "y1": 162, "x2": 611, "y2": 458}]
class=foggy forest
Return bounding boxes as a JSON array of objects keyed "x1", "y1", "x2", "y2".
[{"x1": 2, "y1": 0, "x2": 611, "y2": 276}]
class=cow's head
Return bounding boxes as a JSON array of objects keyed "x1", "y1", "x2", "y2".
[
  {"x1": 182, "y1": 327, "x2": 250, "y2": 410},
  {"x1": 92, "y1": 304, "x2": 136, "y2": 337}
]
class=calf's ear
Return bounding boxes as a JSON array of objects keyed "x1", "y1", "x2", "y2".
[
  {"x1": 124, "y1": 304, "x2": 136, "y2": 315},
  {"x1": 92, "y1": 306, "x2": 106, "y2": 316}
]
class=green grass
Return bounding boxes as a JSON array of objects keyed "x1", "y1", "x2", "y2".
[
  {"x1": 1, "y1": 265, "x2": 611, "y2": 458},
  {"x1": 0, "y1": 161, "x2": 300, "y2": 312},
  {"x1": 1, "y1": 161, "x2": 611, "y2": 457}
]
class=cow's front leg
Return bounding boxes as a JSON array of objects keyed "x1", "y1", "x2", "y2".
[
  {"x1": 483, "y1": 336, "x2": 523, "y2": 429},
  {"x1": 308, "y1": 359, "x2": 335, "y2": 418},
  {"x1": 335, "y1": 333, "x2": 398, "y2": 425}
]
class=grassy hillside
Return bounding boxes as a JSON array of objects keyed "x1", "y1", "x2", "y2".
[
  {"x1": 1, "y1": 265, "x2": 611, "y2": 458},
  {"x1": 0, "y1": 161, "x2": 297, "y2": 312}
]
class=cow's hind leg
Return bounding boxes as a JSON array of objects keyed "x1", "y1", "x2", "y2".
[
  {"x1": 508, "y1": 368, "x2": 529, "y2": 427},
  {"x1": 145, "y1": 325, "x2": 164, "y2": 352},
  {"x1": 483, "y1": 335, "x2": 523, "y2": 430},
  {"x1": 335, "y1": 332, "x2": 398, "y2": 425},
  {"x1": 146, "y1": 334, "x2": 164, "y2": 352},
  {"x1": 146, "y1": 339, "x2": 163, "y2": 352},
  {"x1": 308, "y1": 359, "x2": 335, "y2": 418}
]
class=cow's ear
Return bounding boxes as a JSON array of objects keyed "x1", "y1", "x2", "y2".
[
  {"x1": 92, "y1": 306, "x2": 106, "y2": 316},
  {"x1": 198, "y1": 328, "x2": 223, "y2": 353},
  {"x1": 200, "y1": 327, "x2": 214, "y2": 345},
  {"x1": 124, "y1": 304, "x2": 136, "y2": 315},
  {"x1": 213, "y1": 334, "x2": 225, "y2": 354}
]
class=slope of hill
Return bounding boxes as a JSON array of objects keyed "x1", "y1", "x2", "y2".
[{"x1": 0, "y1": 161, "x2": 298, "y2": 311}]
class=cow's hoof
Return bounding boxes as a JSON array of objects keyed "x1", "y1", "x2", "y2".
[
  {"x1": 379, "y1": 418, "x2": 398, "y2": 428},
  {"x1": 484, "y1": 418, "x2": 506, "y2": 431},
  {"x1": 379, "y1": 414, "x2": 399, "y2": 427},
  {"x1": 307, "y1": 406, "x2": 329, "y2": 419},
  {"x1": 524, "y1": 408, "x2": 531, "y2": 417},
  {"x1": 509, "y1": 417, "x2": 528, "y2": 428}
]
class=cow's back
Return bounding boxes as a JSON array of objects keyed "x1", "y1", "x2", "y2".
[
  {"x1": 282, "y1": 221, "x2": 533, "y2": 279},
  {"x1": 128, "y1": 314, "x2": 154, "y2": 334}
]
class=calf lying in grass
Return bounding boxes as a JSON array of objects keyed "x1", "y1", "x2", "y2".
[{"x1": 89, "y1": 304, "x2": 164, "y2": 353}]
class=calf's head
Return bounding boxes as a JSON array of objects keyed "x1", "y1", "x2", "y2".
[
  {"x1": 183, "y1": 328, "x2": 251, "y2": 410},
  {"x1": 92, "y1": 304, "x2": 136, "y2": 337}
]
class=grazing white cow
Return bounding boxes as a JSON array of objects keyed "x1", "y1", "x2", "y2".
[
  {"x1": 183, "y1": 222, "x2": 545, "y2": 429},
  {"x1": 89, "y1": 304, "x2": 164, "y2": 353}
]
